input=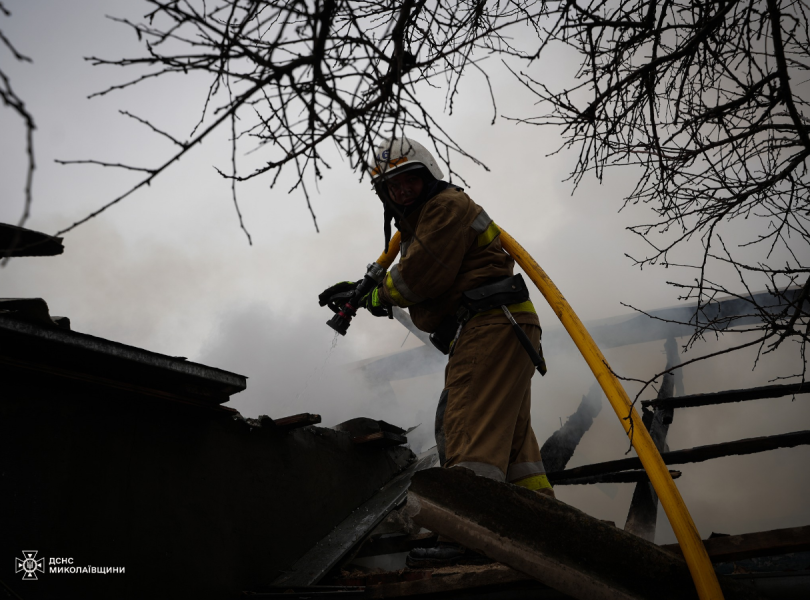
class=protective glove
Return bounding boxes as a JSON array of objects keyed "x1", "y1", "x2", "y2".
[
  {"x1": 361, "y1": 286, "x2": 391, "y2": 318},
  {"x1": 319, "y1": 281, "x2": 359, "y2": 313}
]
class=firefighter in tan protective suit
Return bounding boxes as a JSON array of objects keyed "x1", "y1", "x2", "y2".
[{"x1": 320, "y1": 137, "x2": 553, "y2": 567}]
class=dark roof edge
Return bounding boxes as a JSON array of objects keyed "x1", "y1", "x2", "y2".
[
  {"x1": 0, "y1": 315, "x2": 246, "y2": 391},
  {"x1": 0, "y1": 222, "x2": 64, "y2": 257}
]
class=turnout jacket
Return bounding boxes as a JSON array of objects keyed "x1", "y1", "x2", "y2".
[{"x1": 379, "y1": 186, "x2": 540, "y2": 333}]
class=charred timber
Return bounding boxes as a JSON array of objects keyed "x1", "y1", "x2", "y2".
[
  {"x1": 355, "y1": 532, "x2": 437, "y2": 558},
  {"x1": 661, "y1": 525, "x2": 810, "y2": 563},
  {"x1": 406, "y1": 467, "x2": 759, "y2": 600},
  {"x1": 540, "y1": 381, "x2": 603, "y2": 473},
  {"x1": 272, "y1": 413, "x2": 322, "y2": 432},
  {"x1": 365, "y1": 565, "x2": 534, "y2": 598},
  {"x1": 352, "y1": 431, "x2": 408, "y2": 447},
  {"x1": 548, "y1": 430, "x2": 810, "y2": 483},
  {"x1": 624, "y1": 354, "x2": 675, "y2": 542},
  {"x1": 642, "y1": 382, "x2": 809, "y2": 410},
  {"x1": 555, "y1": 469, "x2": 681, "y2": 486},
  {"x1": 273, "y1": 451, "x2": 438, "y2": 587}
]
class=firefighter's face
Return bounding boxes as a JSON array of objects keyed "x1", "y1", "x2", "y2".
[{"x1": 386, "y1": 170, "x2": 424, "y2": 205}]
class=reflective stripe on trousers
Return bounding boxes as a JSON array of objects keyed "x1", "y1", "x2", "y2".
[{"x1": 507, "y1": 461, "x2": 546, "y2": 482}]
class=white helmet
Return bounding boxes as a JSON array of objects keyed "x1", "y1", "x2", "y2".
[{"x1": 369, "y1": 137, "x2": 444, "y2": 182}]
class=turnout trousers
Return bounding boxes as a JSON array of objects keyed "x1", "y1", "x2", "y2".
[{"x1": 435, "y1": 321, "x2": 551, "y2": 490}]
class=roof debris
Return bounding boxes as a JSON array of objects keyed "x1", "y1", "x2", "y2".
[{"x1": 0, "y1": 222, "x2": 64, "y2": 257}]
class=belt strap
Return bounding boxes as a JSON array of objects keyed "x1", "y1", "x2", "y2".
[{"x1": 470, "y1": 299, "x2": 536, "y2": 320}]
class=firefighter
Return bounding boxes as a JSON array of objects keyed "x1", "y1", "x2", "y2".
[{"x1": 321, "y1": 137, "x2": 553, "y2": 567}]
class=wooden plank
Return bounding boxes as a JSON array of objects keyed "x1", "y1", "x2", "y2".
[
  {"x1": 406, "y1": 468, "x2": 759, "y2": 600},
  {"x1": 641, "y1": 382, "x2": 808, "y2": 410},
  {"x1": 366, "y1": 564, "x2": 534, "y2": 598},
  {"x1": 548, "y1": 430, "x2": 810, "y2": 483},
  {"x1": 625, "y1": 340, "x2": 676, "y2": 541},
  {"x1": 355, "y1": 532, "x2": 437, "y2": 558},
  {"x1": 332, "y1": 569, "x2": 433, "y2": 587},
  {"x1": 352, "y1": 431, "x2": 407, "y2": 447},
  {"x1": 661, "y1": 525, "x2": 810, "y2": 563},
  {"x1": 541, "y1": 381, "x2": 603, "y2": 473},
  {"x1": 558, "y1": 470, "x2": 681, "y2": 486},
  {"x1": 273, "y1": 413, "x2": 322, "y2": 431},
  {"x1": 240, "y1": 585, "x2": 366, "y2": 598},
  {"x1": 273, "y1": 451, "x2": 439, "y2": 587}
]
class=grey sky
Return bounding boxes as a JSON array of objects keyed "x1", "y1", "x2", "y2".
[{"x1": 2, "y1": 1, "x2": 808, "y2": 545}]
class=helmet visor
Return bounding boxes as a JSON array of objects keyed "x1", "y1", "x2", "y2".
[{"x1": 371, "y1": 161, "x2": 426, "y2": 184}]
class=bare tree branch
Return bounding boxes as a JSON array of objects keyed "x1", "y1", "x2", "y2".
[
  {"x1": 508, "y1": 0, "x2": 810, "y2": 380},
  {"x1": 50, "y1": 0, "x2": 810, "y2": 378},
  {"x1": 56, "y1": 0, "x2": 546, "y2": 241},
  {"x1": 1, "y1": 4, "x2": 37, "y2": 263}
]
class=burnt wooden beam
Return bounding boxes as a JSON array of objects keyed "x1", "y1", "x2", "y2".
[
  {"x1": 244, "y1": 585, "x2": 366, "y2": 598},
  {"x1": 366, "y1": 564, "x2": 535, "y2": 598},
  {"x1": 624, "y1": 339, "x2": 676, "y2": 541},
  {"x1": 332, "y1": 417, "x2": 408, "y2": 447},
  {"x1": 405, "y1": 467, "x2": 759, "y2": 600},
  {"x1": 272, "y1": 413, "x2": 322, "y2": 432},
  {"x1": 556, "y1": 469, "x2": 681, "y2": 486},
  {"x1": 540, "y1": 381, "x2": 603, "y2": 473},
  {"x1": 332, "y1": 568, "x2": 434, "y2": 588},
  {"x1": 355, "y1": 532, "x2": 437, "y2": 558},
  {"x1": 661, "y1": 525, "x2": 810, "y2": 563},
  {"x1": 352, "y1": 431, "x2": 407, "y2": 448},
  {"x1": 273, "y1": 451, "x2": 439, "y2": 587},
  {"x1": 623, "y1": 423, "x2": 666, "y2": 541},
  {"x1": 642, "y1": 382, "x2": 809, "y2": 410},
  {"x1": 548, "y1": 430, "x2": 810, "y2": 483}
]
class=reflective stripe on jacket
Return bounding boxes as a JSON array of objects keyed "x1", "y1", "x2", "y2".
[{"x1": 379, "y1": 187, "x2": 539, "y2": 333}]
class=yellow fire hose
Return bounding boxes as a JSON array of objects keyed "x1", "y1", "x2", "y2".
[
  {"x1": 373, "y1": 226, "x2": 721, "y2": 599},
  {"x1": 498, "y1": 228, "x2": 723, "y2": 600},
  {"x1": 376, "y1": 230, "x2": 402, "y2": 269}
]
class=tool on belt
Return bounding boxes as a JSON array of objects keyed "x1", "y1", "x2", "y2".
[{"x1": 429, "y1": 273, "x2": 547, "y2": 376}]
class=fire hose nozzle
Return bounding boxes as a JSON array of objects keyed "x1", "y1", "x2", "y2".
[
  {"x1": 326, "y1": 302, "x2": 357, "y2": 336},
  {"x1": 324, "y1": 232, "x2": 402, "y2": 336}
]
